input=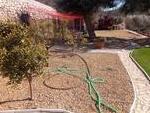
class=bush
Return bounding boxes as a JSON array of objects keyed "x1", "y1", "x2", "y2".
[
  {"x1": 32, "y1": 19, "x2": 86, "y2": 48},
  {"x1": 53, "y1": 20, "x2": 76, "y2": 46},
  {"x1": 31, "y1": 19, "x2": 79, "y2": 47},
  {"x1": 0, "y1": 22, "x2": 48, "y2": 100},
  {"x1": 125, "y1": 15, "x2": 150, "y2": 32},
  {"x1": 0, "y1": 45, "x2": 48, "y2": 84},
  {"x1": 57, "y1": 21, "x2": 87, "y2": 47},
  {"x1": 96, "y1": 15, "x2": 123, "y2": 30},
  {"x1": 0, "y1": 22, "x2": 30, "y2": 51},
  {"x1": 30, "y1": 19, "x2": 54, "y2": 47}
]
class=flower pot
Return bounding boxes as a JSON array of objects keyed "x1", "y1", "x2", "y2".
[{"x1": 95, "y1": 39, "x2": 105, "y2": 49}]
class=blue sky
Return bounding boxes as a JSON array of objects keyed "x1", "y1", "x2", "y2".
[{"x1": 102, "y1": 0, "x2": 125, "y2": 12}]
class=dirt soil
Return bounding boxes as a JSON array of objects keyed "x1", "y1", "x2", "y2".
[{"x1": 0, "y1": 52, "x2": 134, "y2": 113}]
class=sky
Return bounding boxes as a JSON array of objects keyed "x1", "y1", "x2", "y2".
[{"x1": 102, "y1": 0, "x2": 126, "y2": 12}]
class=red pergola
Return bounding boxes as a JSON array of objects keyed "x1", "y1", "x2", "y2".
[
  {"x1": 28, "y1": 5, "x2": 83, "y2": 31},
  {"x1": 28, "y1": 5, "x2": 83, "y2": 20}
]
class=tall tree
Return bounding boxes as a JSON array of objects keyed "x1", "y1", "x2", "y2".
[
  {"x1": 122, "y1": 0, "x2": 150, "y2": 14},
  {"x1": 45, "y1": 0, "x2": 150, "y2": 41},
  {"x1": 54, "y1": 0, "x2": 114, "y2": 42}
]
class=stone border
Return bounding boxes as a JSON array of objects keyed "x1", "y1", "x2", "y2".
[
  {"x1": 129, "y1": 50, "x2": 150, "y2": 82},
  {"x1": 0, "y1": 108, "x2": 73, "y2": 113},
  {"x1": 125, "y1": 29, "x2": 148, "y2": 39},
  {"x1": 118, "y1": 51, "x2": 136, "y2": 113}
]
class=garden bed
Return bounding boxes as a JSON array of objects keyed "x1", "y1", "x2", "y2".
[{"x1": 0, "y1": 53, "x2": 133, "y2": 113}]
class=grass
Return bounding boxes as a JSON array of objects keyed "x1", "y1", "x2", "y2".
[{"x1": 132, "y1": 48, "x2": 150, "y2": 76}]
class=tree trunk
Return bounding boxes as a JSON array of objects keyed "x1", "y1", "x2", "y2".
[
  {"x1": 27, "y1": 75, "x2": 33, "y2": 100},
  {"x1": 84, "y1": 15, "x2": 96, "y2": 42}
]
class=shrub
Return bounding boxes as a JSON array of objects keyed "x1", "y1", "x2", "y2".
[
  {"x1": 31, "y1": 19, "x2": 85, "y2": 48},
  {"x1": 53, "y1": 20, "x2": 76, "y2": 46},
  {"x1": 96, "y1": 15, "x2": 123, "y2": 30},
  {"x1": 30, "y1": 19, "x2": 54, "y2": 46},
  {"x1": 53, "y1": 20, "x2": 87, "y2": 47},
  {"x1": 30, "y1": 19, "x2": 76, "y2": 47},
  {"x1": 0, "y1": 22, "x2": 48, "y2": 100},
  {"x1": 24, "y1": 17, "x2": 86, "y2": 50},
  {"x1": 125, "y1": 15, "x2": 150, "y2": 31},
  {"x1": 0, "y1": 22, "x2": 30, "y2": 51}
]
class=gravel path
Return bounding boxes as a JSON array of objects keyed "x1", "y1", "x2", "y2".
[{"x1": 89, "y1": 49, "x2": 150, "y2": 113}]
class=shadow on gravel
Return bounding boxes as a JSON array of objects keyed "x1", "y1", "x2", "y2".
[{"x1": 0, "y1": 98, "x2": 31, "y2": 104}]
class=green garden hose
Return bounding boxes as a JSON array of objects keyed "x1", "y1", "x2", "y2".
[{"x1": 51, "y1": 53, "x2": 118, "y2": 113}]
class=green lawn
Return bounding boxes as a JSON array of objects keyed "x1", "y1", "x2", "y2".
[{"x1": 132, "y1": 48, "x2": 150, "y2": 76}]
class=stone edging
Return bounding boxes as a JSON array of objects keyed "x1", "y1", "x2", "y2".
[
  {"x1": 129, "y1": 50, "x2": 150, "y2": 83},
  {"x1": 0, "y1": 50, "x2": 139, "y2": 113},
  {"x1": 118, "y1": 51, "x2": 136, "y2": 113},
  {"x1": 0, "y1": 108, "x2": 73, "y2": 113},
  {"x1": 125, "y1": 29, "x2": 148, "y2": 39}
]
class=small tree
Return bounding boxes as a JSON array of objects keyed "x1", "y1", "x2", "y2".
[{"x1": 0, "y1": 22, "x2": 48, "y2": 100}]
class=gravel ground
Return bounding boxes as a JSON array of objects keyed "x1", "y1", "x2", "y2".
[
  {"x1": 0, "y1": 53, "x2": 133, "y2": 113},
  {"x1": 95, "y1": 30, "x2": 147, "y2": 39}
]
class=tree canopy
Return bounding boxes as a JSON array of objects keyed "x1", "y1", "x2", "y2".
[
  {"x1": 55, "y1": 0, "x2": 114, "y2": 14},
  {"x1": 122, "y1": 0, "x2": 150, "y2": 14},
  {"x1": 0, "y1": 22, "x2": 48, "y2": 99},
  {"x1": 50, "y1": 0, "x2": 150, "y2": 14},
  {"x1": 45, "y1": 0, "x2": 150, "y2": 41}
]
